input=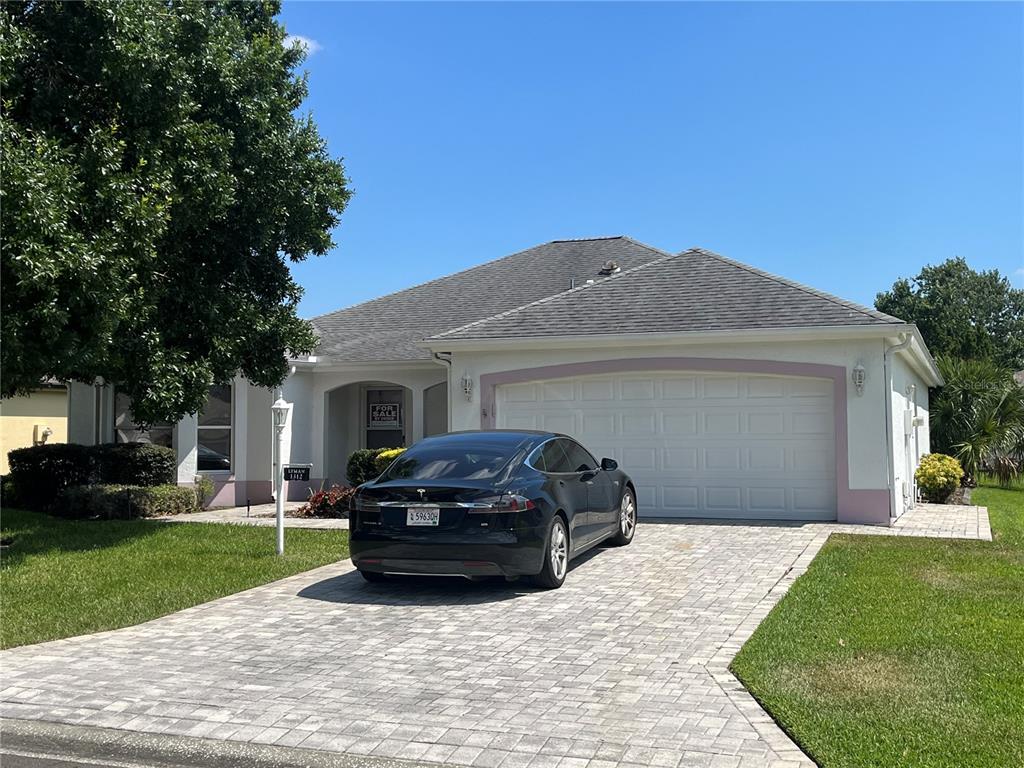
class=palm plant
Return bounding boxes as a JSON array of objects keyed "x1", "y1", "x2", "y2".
[{"x1": 932, "y1": 357, "x2": 1024, "y2": 486}]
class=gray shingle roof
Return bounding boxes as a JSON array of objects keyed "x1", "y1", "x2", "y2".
[
  {"x1": 309, "y1": 237, "x2": 670, "y2": 361},
  {"x1": 429, "y1": 247, "x2": 904, "y2": 342}
]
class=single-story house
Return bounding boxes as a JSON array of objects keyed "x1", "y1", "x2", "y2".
[{"x1": 67, "y1": 236, "x2": 940, "y2": 524}]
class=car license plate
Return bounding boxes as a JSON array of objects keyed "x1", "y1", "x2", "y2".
[{"x1": 406, "y1": 506, "x2": 440, "y2": 526}]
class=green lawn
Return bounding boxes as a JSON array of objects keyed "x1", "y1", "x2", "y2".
[
  {"x1": 731, "y1": 484, "x2": 1024, "y2": 768},
  {"x1": 0, "y1": 508, "x2": 347, "y2": 649}
]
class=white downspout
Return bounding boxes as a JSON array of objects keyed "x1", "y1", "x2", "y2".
[
  {"x1": 883, "y1": 333, "x2": 912, "y2": 521},
  {"x1": 432, "y1": 352, "x2": 453, "y2": 432}
]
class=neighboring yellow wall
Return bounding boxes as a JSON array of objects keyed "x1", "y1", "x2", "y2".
[{"x1": 0, "y1": 389, "x2": 68, "y2": 474}]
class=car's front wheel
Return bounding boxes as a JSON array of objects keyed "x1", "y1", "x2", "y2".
[
  {"x1": 532, "y1": 515, "x2": 569, "y2": 589},
  {"x1": 609, "y1": 488, "x2": 637, "y2": 546}
]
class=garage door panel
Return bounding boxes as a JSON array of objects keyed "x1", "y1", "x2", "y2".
[
  {"x1": 706, "y1": 487, "x2": 743, "y2": 511},
  {"x1": 791, "y1": 379, "x2": 832, "y2": 398},
  {"x1": 664, "y1": 447, "x2": 698, "y2": 470},
  {"x1": 623, "y1": 412, "x2": 657, "y2": 434},
  {"x1": 663, "y1": 412, "x2": 697, "y2": 434},
  {"x1": 497, "y1": 370, "x2": 836, "y2": 520},
  {"x1": 663, "y1": 486, "x2": 699, "y2": 510},
  {"x1": 621, "y1": 378, "x2": 656, "y2": 400},
  {"x1": 703, "y1": 376, "x2": 740, "y2": 398},
  {"x1": 502, "y1": 383, "x2": 538, "y2": 402},
  {"x1": 541, "y1": 381, "x2": 575, "y2": 401},
  {"x1": 622, "y1": 447, "x2": 657, "y2": 470},
  {"x1": 705, "y1": 412, "x2": 740, "y2": 434},
  {"x1": 581, "y1": 379, "x2": 615, "y2": 400},
  {"x1": 749, "y1": 446, "x2": 786, "y2": 470},
  {"x1": 747, "y1": 376, "x2": 787, "y2": 398},
  {"x1": 581, "y1": 412, "x2": 615, "y2": 435},
  {"x1": 748, "y1": 487, "x2": 788, "y2": 512},
  {"x1": 748, "y1": 412, "x2": 785, "y2": 434},
  {"x1": 792, "y1": 411, "x2": 832, "y2": 434},
  {"x1": 539, "y1": 413, "x2": 575, "y2": 434},
  {"x1": 704, "y1": 447, "x2": 741, "y2": 471},
  {"x1": 662, "y1": 376, "x2": 698, "y2": 399}
]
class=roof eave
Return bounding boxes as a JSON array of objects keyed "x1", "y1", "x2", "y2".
[{"x1": 421, "y1": 323, "x2": 917, "y2": 352}]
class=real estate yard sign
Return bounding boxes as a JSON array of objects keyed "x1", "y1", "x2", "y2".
[{"x1": 369, "y1": 403, "x2": 401, "y2": 429}]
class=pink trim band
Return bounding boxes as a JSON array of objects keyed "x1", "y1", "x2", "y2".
[{"x1": 479, "y1": 357, "x2": 889, "y2": 525}]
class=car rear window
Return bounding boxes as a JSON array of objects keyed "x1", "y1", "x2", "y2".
[{"x1": 382, "y1": 442, "x2": 519, "y2": 481}]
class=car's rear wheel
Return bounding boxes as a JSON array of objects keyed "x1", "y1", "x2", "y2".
[
  {"x1": 532, "y1": 516, "x2": 569, "y2": 589},
  {"x1": 609, "y1": 489, "x2": 637, "y2": 546},
  {"x1": 359, "y1": 569, "x2": 387, "y2": 583}
]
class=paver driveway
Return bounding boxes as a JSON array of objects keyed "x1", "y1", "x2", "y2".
[{"x1": 0, "y1": 511, "x2": 989, "y2": 768}]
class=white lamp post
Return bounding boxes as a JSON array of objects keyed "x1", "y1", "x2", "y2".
[{"x1": 271, "y1": 393, "x2": 290, "y2": 556}]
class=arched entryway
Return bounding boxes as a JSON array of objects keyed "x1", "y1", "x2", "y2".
[{"x1": 325, "y1": 380, "x2": 412, "y2": 484}]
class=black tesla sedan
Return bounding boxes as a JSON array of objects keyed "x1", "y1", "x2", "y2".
[{"x1": 349, "y1": 430, "x2": 636, "y2": 589}]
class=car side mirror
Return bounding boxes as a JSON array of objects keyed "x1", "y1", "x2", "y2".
[{"x1": 601, "y1": 458, "x2": 618, "y2": 471}]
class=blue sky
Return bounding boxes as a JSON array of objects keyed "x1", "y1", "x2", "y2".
[{"x1": 280, "y1": 1, "x2": 1024, "y2": 319}]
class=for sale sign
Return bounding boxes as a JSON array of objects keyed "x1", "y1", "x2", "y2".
[{"x1": 369, "y1": 403, "x2": 401, "y2": 429}]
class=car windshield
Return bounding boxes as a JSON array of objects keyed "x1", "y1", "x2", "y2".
[{"x1": 382, "y1": 441, "x2": 520, "y2": 481}]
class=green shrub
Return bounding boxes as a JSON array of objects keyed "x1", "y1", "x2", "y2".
[
  {"x1": 915, "y1": 453, "x2": 965, "y2": 503},
  {"x1": 347, "y1": 448, "x2": 383, "y2": 486},
  {"x1": 7, "y1": 444, "x2": 94, "y2": 511},
  {"x1": 55, "y1": 484, "x2": 198, "y2": 519},
  {"x1": 347, "y1": 446, "x2": 406, "y2": 485},
  {"x1": 374, "y1": 447, "x2": 407, "y2": 475},
  {"x1": 93, "y1": 443, "x2": 176, "y2": 486},
  {"x1": 194, "y1": 475, "x2": 215, "y2": 509},
  {"x1": 1, "y1": 474, "x2": 19, "y2": 507}
]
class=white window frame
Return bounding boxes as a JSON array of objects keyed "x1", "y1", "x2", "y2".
[{"x1": 197, "y1": 383, "x2": 233, "y2": 475}]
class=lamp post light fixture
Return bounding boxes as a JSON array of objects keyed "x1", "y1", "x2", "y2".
[
  {"x1": 851, "y1": 362, "x2": 866, "y2": 396},
  {"x1": 271, "y1": 393, "x2": 290, "y2": 555}
]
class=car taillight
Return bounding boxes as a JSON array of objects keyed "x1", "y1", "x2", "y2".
[{"x1": 469, "y1": 494, "x2": 536, "y2": 513}]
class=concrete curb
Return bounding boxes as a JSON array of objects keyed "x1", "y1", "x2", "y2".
[{"x1": 0, "y1": 718, "x2": 472, "y2": 768}]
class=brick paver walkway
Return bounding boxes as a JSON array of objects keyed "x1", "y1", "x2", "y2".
[{"x1": 1, "y1": 505, "x2": 990, "y2": 768}]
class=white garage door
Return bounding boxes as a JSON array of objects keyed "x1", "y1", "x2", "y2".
[{"x1": 496, "y1": 371, "x2": 836, "y2": 520}]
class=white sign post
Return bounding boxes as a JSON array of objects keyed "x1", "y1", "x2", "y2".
[{"x1": 271, "y1": 393, "x2": 291, "y2": 556}]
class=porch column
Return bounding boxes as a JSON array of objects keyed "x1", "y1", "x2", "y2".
[
  {"x1": 311, "y1": 387, "x2": 327, "y2": 481},
  {"x1": 176, "y1": 413, "x2": 198, "y2": 485},
  {"x1": 410, "y1": 385, "x2": 425, "y2": 444}
]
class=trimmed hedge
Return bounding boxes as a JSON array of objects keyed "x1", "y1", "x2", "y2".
[
  {"x1": 93, "y1": 443, "x2": 176, "y2": 486},
  {"x1": 55, "y1": 484, "x2": 198, "y2": 520},
  {"x1": 6, "y1": 442, "x2": 176, "y2": 511},
  {"x1": 7, "y1": 444, "x2": 94, "y2": 510}
]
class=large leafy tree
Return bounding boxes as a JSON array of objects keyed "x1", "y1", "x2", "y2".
[
  {"x1": 1, "y1": 0, "x2": 349, "y2": 423},
  {"x1": 875, "y1": 258, "x2": 1024, "y2": 369}
]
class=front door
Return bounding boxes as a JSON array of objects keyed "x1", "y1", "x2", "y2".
[{"x1": 366, "y1": 388, "x2": 405, "y2": 449}]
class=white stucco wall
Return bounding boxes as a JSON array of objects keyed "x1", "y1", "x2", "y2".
[
  {"x1": 448, "y1": 338, "x2": 892, "y2": 494},
  {"x1": 890, "y1": 351, "x2": 931, "y2": 518}
]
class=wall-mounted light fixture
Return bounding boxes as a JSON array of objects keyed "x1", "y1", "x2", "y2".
[
  {"x1": 851, "y1": 362, "x2": 866, "y2": 396},
  {"x1": 460, "y1": 373, "x2": 474, "y2": 401}
]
